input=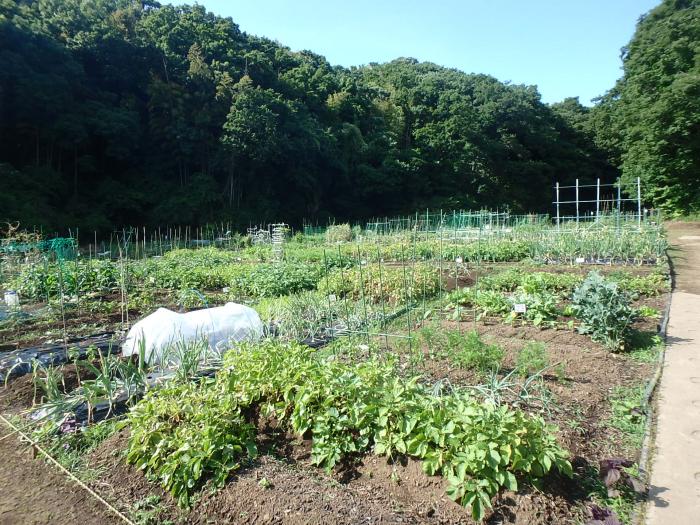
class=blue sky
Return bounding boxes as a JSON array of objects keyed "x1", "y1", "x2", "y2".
[{"x1": 196, "y1": 0, "x2": 660, "y2": 105}]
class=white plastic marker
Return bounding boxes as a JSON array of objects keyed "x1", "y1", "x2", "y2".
[{"x1": 4, "y1": 291, "x2": 19, "y2": 307}]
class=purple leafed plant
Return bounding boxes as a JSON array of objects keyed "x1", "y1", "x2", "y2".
[
  {"x1": 599, "y1": 458, "x2": 645, "y2": 497},
  {"x1": 587, "y1": 504, "x2": 621, "y2": 525},
  {"x1": 59, "y1": 416, "x2": 81, "y2": 434}
]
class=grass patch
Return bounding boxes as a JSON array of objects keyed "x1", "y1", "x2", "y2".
[
  {"x1": 581, "y1": 462, "x2": 641, "y2": 525},
  {"x1": 35, "y1": 417, "x2": 125, "y2": 481},
  {"x1": 410, "y1": 325, "x2": 505, "y2": 377},
  {"x1": 609, "y1": 385, "x2": 647, "y2": 449},
  {"x1": 131, "y1": 495, "x2": 173, "y2": 525},
  {"x1": 627, "y1": 331, "x2": 663, "y2": 363}
]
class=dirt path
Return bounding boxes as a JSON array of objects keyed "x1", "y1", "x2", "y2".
[
  {"x1": 646, "y1": 222, "x2": 700, "y2": 522},
  {"x1": 0, "y1": 421, "x2": 118, "y2": 525}
]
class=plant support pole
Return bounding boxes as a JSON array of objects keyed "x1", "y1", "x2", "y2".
[
  {"x1": 637, "y1": 176, "x2": 642, "y2": 227},
  {"x1": 617, "y1": 180, "x2": 621, "y2": 230}
]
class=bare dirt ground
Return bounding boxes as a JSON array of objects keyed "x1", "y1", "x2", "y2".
[
  {"x1": 0, "y1": 431, "x2": 115, "y2": 525},
  {"x1": 0, "y1": 364, "x2": 116, "y2": 525}
]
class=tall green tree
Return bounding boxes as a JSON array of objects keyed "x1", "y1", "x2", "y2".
[
  {"x1": 0, "y1": 0, "x2": 622, "y2": 231},
  {"x1": 609, "y1": 0, "x2": 700, "y2": 213}
]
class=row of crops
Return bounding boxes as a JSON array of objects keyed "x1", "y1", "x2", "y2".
[
  {"x1": 8, "y1": 256, "x2": 667, "y2": 521},
  {"x1": 7, "y1": 217, "x2": 667, "y2": 302},
  {"x1": 0, "y1": 218, "x2": 669, "y2": 523}
]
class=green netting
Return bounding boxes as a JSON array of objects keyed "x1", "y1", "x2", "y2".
[
  {"x1": 0, "y1": 237, "x2": 77, "y2": 260},
  {"x1": 303, "y1": 225, "x2": 327, "y2": 236}
]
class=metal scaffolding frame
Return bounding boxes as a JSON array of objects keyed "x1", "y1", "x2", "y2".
[{"x1": 554, "y1": 178, "x2": 643, "y2": 226}]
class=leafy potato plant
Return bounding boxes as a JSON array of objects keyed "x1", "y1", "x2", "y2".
[
  {"x1": 126, "y1": 381, "x2": 257, "y2": 507},
  {"x1": 127, "y1": 340, "x2": 572, "y2": 520},
  {"x1": 222, "y1": 341, "x2": 570, "y2": 521}
]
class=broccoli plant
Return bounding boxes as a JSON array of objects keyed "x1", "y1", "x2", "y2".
[{"x1": 572, "y1": 272, "x2": 635, "y2": 350}]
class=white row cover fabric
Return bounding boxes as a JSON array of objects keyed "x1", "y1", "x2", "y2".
[{"x1": 121, "y1": 302, "x2": 262, "y2": 363}]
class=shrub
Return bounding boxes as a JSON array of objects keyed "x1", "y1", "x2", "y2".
[
  {"x1": 572, "y1": 271, "x2": 635, "y2": 350},
  {"x1": 325, "y1": 223, "x2": 353, "y2": 243}
]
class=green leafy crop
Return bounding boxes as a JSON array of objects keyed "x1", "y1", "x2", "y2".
[
  {"x1": 126, "y1": 340, "x2": 570, "y2": 521},
  {"x1": 572, "y1": 271, "x2": 636, "y2": 350},
  {"x1": 126, "y1": 381, "x2": 257, "y2": 507},
  {"x1": 318, "y1": 263, "x2": 441, "y2": 305}
]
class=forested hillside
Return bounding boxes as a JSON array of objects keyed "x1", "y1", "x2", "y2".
[
  {"x1": 0, "y1": 0, "x2": 697, "y2": 232},
  {"x1": 594, "y1": 0, "x2": 700, "y2": 214}
]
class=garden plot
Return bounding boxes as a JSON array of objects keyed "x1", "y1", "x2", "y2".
[{"x1": 0, "y1": 217, "x2": 669, "y2": 525}]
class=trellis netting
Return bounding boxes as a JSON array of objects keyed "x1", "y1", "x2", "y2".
[
  {"x1": 0, "y1": 237, "x2": 77, "y2": 259},
  {"x1": 121, "y1": 303, "x2": 263, "y2": 363}
]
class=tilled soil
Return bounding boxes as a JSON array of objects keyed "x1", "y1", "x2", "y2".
[
  {"x1": 0, "y1": 429, "x2": 117, "y2": 525},
  {"x1": 89, "y1": 429, "x2": 468, "y2": 524},
  {"x1": 86, "y1": 413, "x2": 582, "y2": 524},
  {"x1": 0, "y1": 363, "x2": 115, "y2": 525},
  {"x1": 0, "y1": 263, "x2": 669, "y2": 524},
  {"x1": 421, "y1": 304, "x2": 661, "y2": 462}
]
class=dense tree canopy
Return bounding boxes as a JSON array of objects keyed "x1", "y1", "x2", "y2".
[
  {"x1": 3, "y1": 0, "x2": 689, "y2": 232},
  {"x1": 592, "y1": 0, "x2": 700, "y2": 214}
]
